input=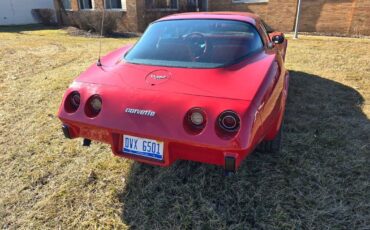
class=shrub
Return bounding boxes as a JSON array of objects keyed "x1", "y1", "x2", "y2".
[
  {"x1": 31, "y1": 9, "x2": 57, "y2": 26},
  {"x1": 69, "y1": 11, "x2": 119, "y2": 35}
]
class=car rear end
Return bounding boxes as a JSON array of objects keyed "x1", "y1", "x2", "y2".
[{"x1": 59, "y1": 82, "x2": 263, "y2": 172}]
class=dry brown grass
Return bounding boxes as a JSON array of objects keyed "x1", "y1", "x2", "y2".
[{"x1": 0, "y1": 26, "x2": 369, "y2": 229}]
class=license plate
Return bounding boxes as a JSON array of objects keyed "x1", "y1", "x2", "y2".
[{"x1": 122, "y1": 135, "x2": 164, "y2": 160}]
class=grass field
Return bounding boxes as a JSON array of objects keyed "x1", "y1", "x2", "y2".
[{"x1": 0, "y1": 26, "x2": 369, "y2": 229}]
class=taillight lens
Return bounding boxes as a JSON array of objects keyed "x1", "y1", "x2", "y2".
[
  {"x1": 185, "y1": 108, "x2": 206, "y2": 133},
  {"x1": 190, "y1": 111, "x2": 204, "y2": 126},
  {"x1": 218, "y1": 110, "x2": 240, "y2": 133},
  {"x1": 65, "y1": 91, "x2": 80, "y2": 113},
  {"x1": 71, "y1": 93, "x2": 80, "y2": 108},
  {"x1": 90, "y1": 97, "x2": 102, "y2": 112},
  {"x1": 85, "y1": 95, "x2": 102, "y2": 117}
]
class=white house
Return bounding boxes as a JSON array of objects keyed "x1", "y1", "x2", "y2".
[{"x1": 0, "y1": 0, "x2": 54, "y2": 25}]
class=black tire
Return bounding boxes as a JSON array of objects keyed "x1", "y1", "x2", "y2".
[{"x1": 257, "y1": 125, "x2": 283, "y2": 154}]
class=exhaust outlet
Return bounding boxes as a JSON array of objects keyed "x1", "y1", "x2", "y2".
[
  {"x1": 224, "y1": 156, "x2": 236, "y2": 173},
  {"x1": 62, "y1": 124, "x2": 71, "y2": 139}
]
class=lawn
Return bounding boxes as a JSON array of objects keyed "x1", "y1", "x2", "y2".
[{"x1": 0, "y1": 26, "x2": 369, "y2": 229}]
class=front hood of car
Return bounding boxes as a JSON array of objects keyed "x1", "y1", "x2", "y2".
[{"x1": 75, "y1": 46, "x2": 275, "y2": 101}]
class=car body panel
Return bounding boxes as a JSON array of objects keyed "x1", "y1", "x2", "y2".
[
  {"x1": 157, "y1": 12, "x2": 260, "y2": 25},
  {"x1": 76, "y1": 49, "x2": 276, "y2": 101},
  {"x1": 58, "y1": 12, "x2": 289, "y2": 171}
]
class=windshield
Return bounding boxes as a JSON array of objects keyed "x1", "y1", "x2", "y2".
[{"x1": 124, "y1": 19, "x2": 264, "y2": 68}]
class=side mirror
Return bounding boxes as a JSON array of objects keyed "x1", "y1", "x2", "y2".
[
  {"x1": 267, "y1": 41, "x2": 274, "y2": 49},
  {"x1": 272, "y1": 34, "x2": 285, "y2": 44}
]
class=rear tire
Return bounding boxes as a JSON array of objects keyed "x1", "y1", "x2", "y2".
[{"x1": 257, "y1": 125, "x2": 282, "y2": 154}]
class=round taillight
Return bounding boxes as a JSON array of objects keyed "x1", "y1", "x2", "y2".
[
  {"x1": 65, "y1": 91, "x2": 80, "y2": 113},
  {"x1": 71, "y1": 93, "x2": 80, "y2": 108},
  {"x1": 218, "y1": 110, "x2": 240, "y2": 133},
  {"x1": 90, "y1": 97, "x2": 102, "y2": 112},
  {"x1": 190, "y1": 111, "x2": 204, "y2": 126},
  {"x1": 85, "y1": 95, "x2": 102, "y2": 117},
  {"x1": 185, "y1": 108, "x2": 206, "y2": 133}
]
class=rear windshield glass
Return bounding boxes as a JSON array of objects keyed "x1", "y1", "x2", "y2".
[{"x1": 124, "y1": 19, "x2": 263, "y2": 68}]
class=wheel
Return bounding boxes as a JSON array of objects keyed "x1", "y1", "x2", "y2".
[{"x1": 257, "y1": 125, "x2": 282, "y2": 154}]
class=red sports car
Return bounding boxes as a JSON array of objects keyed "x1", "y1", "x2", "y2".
[{"x1": 58, "y1": 12, "x2": 289, "y2": 173}]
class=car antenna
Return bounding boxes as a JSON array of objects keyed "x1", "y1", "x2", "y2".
[{"x1": 97, "y1": 2, "x2": 106, "y2": 67}]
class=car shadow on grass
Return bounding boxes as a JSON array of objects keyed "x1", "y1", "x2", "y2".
[{"x1": 118, "y1": 71, "x2": 369, "y2": 229}]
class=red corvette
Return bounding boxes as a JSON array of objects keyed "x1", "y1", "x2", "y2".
[{"x1": 58, "y1": 12, "x2": 289, "y2": 173}]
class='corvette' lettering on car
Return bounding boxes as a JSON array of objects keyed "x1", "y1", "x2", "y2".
[
  {"x1": 150, "y1": 74, "x2": 168, "y2": 80},
  {"x1": 125, "y1": 108, "x2": 156, "y2": 117}
]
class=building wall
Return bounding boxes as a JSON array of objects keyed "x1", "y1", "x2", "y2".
[
  {"x1": 55, "y1": 0, "x2": 141, "y2": 32},
  {"x1": 135, "y1": 0, "x2": 189, "y2": 32},
  {"x1": 55, "y1": 0, "x2": 192, "y2": 32},
  {"x1": 0, "y1": 0, "x2": 54, "y2": 25},
  {"x1": 209, "y1": 0, "x2": 297, "y2": 32},
  {"x1": 55, "y1": 0, "x2": 370, "y2": 35},
  {"x1": 349, "y1": 0, "x2": 370, "y2": 35},
  {"x1": 208, "y1": 0, "x2": 370, "y2": 35},
  {"x1": 299, "y1": 0, "x2": 354, "y2": 34}
]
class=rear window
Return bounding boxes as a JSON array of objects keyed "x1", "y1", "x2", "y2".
[{"x1": 124, "y1": 19, "x2": 264, "y2": 68}]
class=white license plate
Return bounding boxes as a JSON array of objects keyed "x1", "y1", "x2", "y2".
[{"x1": 122, "y1": 135, "x2": 164, "y2": 160}]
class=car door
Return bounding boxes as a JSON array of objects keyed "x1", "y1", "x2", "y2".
[{"x1": 258, "y1": 23, "x2": 285, "y2": 136}]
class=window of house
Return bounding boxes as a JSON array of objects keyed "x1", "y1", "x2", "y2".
[
  {"x1": 79, "y1": 0, "x2": 94, "y2": 9},
  {"x1": 145, "y1": 0, "x2": 179, "y2": 10},
  {"x1": 232, "y1": 0, "x2": 269, "y2": 3},
  {"x1": 61, "y1": 0, "x2": 72, "y2": 10},
  {"x1": 105, "y1": 0, "x2": 127, "y2": 11}
]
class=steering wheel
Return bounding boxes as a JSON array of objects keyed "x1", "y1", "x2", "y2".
[{"x1": 184, "y1": 32, "x2": 208, "y2": 61}]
